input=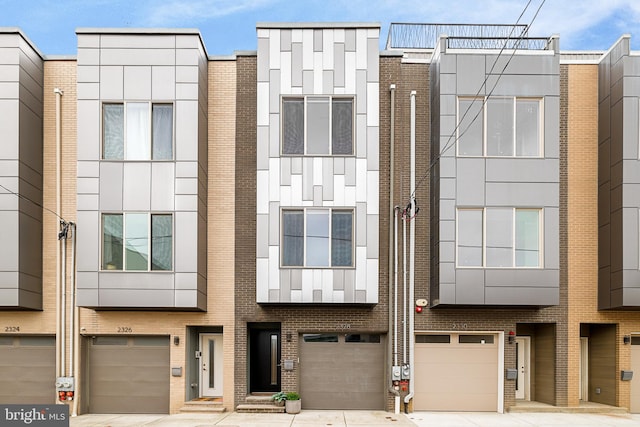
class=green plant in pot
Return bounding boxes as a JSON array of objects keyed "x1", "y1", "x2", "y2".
[
  {"x1": 271, "y1": 391, "x2": 287, "y2": 406},
  {"x1": 284, "y1": 392, "x2": 301, "y2": 414}
]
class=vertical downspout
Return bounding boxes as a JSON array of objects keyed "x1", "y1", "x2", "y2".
[
  {"x1": 61, "y1": 226, "x2": 66, "y2": 377},
  {"x1": 402, "y1": 205, "x2": 407, "y2": 365},
  {"x1": 70, "y1": 222, "x2": 79, "y2": 416},
  {"x1": 54, "y1": 88, "x2": 63, "y2": 383},
  {"x1": 405, "y1": 90, "x2": 417, "y2": 407},
  {"x1": 387, "y1": 84, "x2": 400, "y2": 414}
]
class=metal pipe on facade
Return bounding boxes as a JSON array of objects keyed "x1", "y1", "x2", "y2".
[
  {"x1": 60, "y1": 226, "x2": 66, "y2": 377},
  {"x1": 402, "y1": 208, "x2": 407, "y2": 365},
  {"x1": 70, "y1": 222, "x2": 79, "y2": 417},
  {"x1": 54, "y1": 87, "x2": 63, "y2": 381},
  {"x1": 405, "y1": 90, "x2": 417, "y2": 407},
  {"x1": 387, "y1": 84, "x2": 400, "y2": 414}
]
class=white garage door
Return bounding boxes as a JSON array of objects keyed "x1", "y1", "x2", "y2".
[
  {"x1": 631, "y1": 336, "x2": 640, "y2": 413},
  {"x1": 0, "y1": 336, "x2": 55, "y2": 404},
  {"x1": 87, "y1": 336, "x2": 170, "y2": 413},
  {"x1": 300, "y1": 333, "x2": 385, "y2": 409},
  {"x1": 415, "y1": 333, "x2": 499, "y2": 411}
]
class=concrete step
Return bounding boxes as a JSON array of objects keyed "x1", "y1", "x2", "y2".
[
  {"x1": 235, "y1": 403, "x2": 285, "y2": 413},
  {"x1": 509, "y1": 401, "x2": 628, "y2": 414},
  {"x1": 179, "y1": 400, "x2": 226, "y2": 413}
]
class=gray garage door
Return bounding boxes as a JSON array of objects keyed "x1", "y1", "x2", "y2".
[
  {"x1": 87, "y1": 336, "x2": 169, "y2": 413},
  {"x1": 300, "y1": 333, "x2": 385, "y2": 409},
  {"x1": 0, "y1": 335, "x2": 55, "y2": 404}
]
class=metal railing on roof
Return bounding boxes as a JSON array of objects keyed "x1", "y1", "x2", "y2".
[
  {"x1": 446, "y1": 36, "x2": 550, "y2": 50},
  {"x1": 386, "y1": 23, "x2": 530, "y2": 50}
]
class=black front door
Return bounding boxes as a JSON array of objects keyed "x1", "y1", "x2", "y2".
[{"x1": 249, "y1": 326, "x2": 281, "y2": 392}]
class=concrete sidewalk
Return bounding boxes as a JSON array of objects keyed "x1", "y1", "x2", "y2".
[
  {"x1": 69, "y1": 410, "x2": 413, "y2": 426},
  {"x1": 69, "y1": 410, "x2": 640, "y2": 427}
]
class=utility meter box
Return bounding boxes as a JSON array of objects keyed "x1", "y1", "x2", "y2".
[
  {"x1": 392, "y1": 366, "x2": 402, "y2": 381},
  {"x1": 55, "y1": 376, "x2": 74, "y2": 392},
  {"x1": 401, "y1": 365, "x2": 411, "y2": 379}
]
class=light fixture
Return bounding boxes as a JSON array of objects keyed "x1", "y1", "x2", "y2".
[
  {"x1": 173, "y1": 336, "x2": 180, "y2": 346},
  {"x1": 624, "y1": 335, "x2": 631, "y2": 345}
]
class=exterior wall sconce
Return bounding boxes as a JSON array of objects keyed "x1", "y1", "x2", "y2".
[
  {"x1": 173, "y1": 336, "x2": 180, "y2": 346},
  {"x1": 508, "y1": 331, "x2": 515, "y2": 344},
  {"x1": 623, "y1": 335, "x2": 631, "y2": 345}
]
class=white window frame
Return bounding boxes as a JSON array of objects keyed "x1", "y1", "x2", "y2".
[
  {"x1": 456, "y1": 96, "x2": 544, "y2": 158},
  {"x1": 102, "y1": 101, "x2": 175, "y2": 161},
  {"x1": 281, "y1": 95, "x2": 355, "y2": 156},
  {"x1": 100, "y1": 212, "x2": 174, "y2": 272},
  {"x1": 456, "y1": 207, "x2": 543, "y2": 268},
  {"x1": 280, "y1": 207, "x2": 355, "y2": 268}
]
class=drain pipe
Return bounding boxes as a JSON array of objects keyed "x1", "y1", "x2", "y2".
[
  {"x1": 54, "y1": 87, "x2": 63, "y2": 386},
  {"x1": 404, "y1": 90, "x2": 417, "y2": 409},
  {"x1": 60, "y1": 223, "x2": 67, "y2": 377},
  {"x1": 387, "y1": 84, "x2": 400, "y2": 414},
  {"x1": 70, "y1": 222, "x2": 79, "y2": 417}
]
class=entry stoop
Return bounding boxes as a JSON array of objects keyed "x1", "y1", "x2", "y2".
[
  {"x1": 180, "y1": 399, "x2": 226, "y2": 413},
  {"x1": 235, "y1": 394, "x2": 285, "y2": 413}
]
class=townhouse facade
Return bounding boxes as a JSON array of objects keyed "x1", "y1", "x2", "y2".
[{"x1": 1, "y1": 20, "x2": 640, "y2": 415}]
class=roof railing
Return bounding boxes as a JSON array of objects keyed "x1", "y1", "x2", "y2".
[{"x1": 386, "y1": 23, "x2": 531, "y2": 50}]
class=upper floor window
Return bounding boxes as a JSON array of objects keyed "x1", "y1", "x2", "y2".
[
  {"x1": 282, "y1": 96, "x2": 354, "y2": 156},
  {"x1": 457, "y1": 97, "x2": 542, "y2": 157},
  {"x1": 103, "y1": 102, "x2": 173, "y2": 160},
  {"x1": 282, "y1": 208, "x2": 353, "y2": 267},
  {"x1": 102, "y1": 213, "x2": 173, "y2": 271},
  {"x1": 457, "y1": 207, "x2": 541, "y2": 268}
]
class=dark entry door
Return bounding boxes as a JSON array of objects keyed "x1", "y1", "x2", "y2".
[{"x1": 249, "y1": 327, "x2": 281, "y2": 392}]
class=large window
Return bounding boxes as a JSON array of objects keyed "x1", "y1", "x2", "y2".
[
  {"x1": 102, "y1": 213, "x2": 173, "y2": 271},
  {"x1": 457, "y1": 208, "x2": 541, "y2": 268},
  {"x1": 457, "y1": 97, "x2": 541, "y2": 157},
  {"x1": 103, "y1": 102, "x2": 173, "y2": 160},
  {"x1": 282, "y1": 208, "x2": 353, "y2": 267},
  {"x1": 282, "y1": 96, "x2": 354, "y2": 155}
]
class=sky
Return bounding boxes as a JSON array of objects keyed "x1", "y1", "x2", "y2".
[{"x1": 1, "y1": 0, "x2": 640, "y2": 56}]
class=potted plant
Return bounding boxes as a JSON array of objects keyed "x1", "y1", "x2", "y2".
[
  {"x1": 271, "y1": 391, "x2": 286, "y2": 407},
  {"x1": 284, "y1": 392, "x2": 301, "y2": 414}
]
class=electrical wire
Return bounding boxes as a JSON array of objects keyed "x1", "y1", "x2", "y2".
[
  {"x1": 0, "y1": 182, "x2": 68, "y2": 223},
  {"x1": 407, "y1": 0, "x2": 547, "y2": 207}
]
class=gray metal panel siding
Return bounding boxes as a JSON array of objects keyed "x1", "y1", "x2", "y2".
[
  {"x1": 598, "y1": 38, "x2": 640, "y2": 308},
  {"x1": 0, "y1": 33, "x2": 43, "y2": 309},
  {"x1": 433, "y1": 48, "x2": 560, "y2": 307},
  {"x1": 75, "y1": 32, "x2": 206, "y2": 310}
]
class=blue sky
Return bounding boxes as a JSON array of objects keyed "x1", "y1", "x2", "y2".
[{"x1": 2, "y1": 0, "x2": 640, "y2": 55}]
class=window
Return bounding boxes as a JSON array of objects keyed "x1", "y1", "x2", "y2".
[
  {"x1": 457, "y1": 208, "x2": 541, "y2": 268},
  {"x1": 303, "y1": 334, "x2": 338, "y2": 343},
  {"x1": 282, "y1": 208, "x2": 354, "y2": 267},
  {"x1": 459, "y1": 335, "x2": 494, "y2": 344},
  {"x1": 457, "y1": 97, "x2": 541, "y2": 157},
  {"x1": 282, "y1": 96, "x2": 354, "y2": 155},
  {"x1": 102, "y1": 213, "x2": 173, "y2": 271},
  {"x1": 103, "y1": 102, "x2": 173, "y2": 160}
]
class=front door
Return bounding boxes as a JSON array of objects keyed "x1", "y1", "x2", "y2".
[
  {"x1": 249, "y1": 327, "x2": 281, "y2": 393},
  {"x1": 516, "y1": 336, "x2": 530, "y2": 400},
  {"x1": 199, "y1": 334, "x2": 223, "y2": 397}
]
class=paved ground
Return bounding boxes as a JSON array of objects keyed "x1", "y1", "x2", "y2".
[{"x1": 69, "y1": 410, "x2": 640, "y2": 427}]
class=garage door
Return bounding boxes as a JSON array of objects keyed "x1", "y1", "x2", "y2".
[
  {"x1": 0, "y1": 335, "x2": 55, "y2": 404},
  {"x1": 300, "y1": 333, "x2": 385, "y2": 409},
  {"x1": 631, "y1": 336, "x2": 640, "y2": 413},
  {"x1": 87, "y1": 336, "x2": 169, "y2": 413},
  {"x1": 415, "y1": 333, "x2": 498, "y2": 411}
]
